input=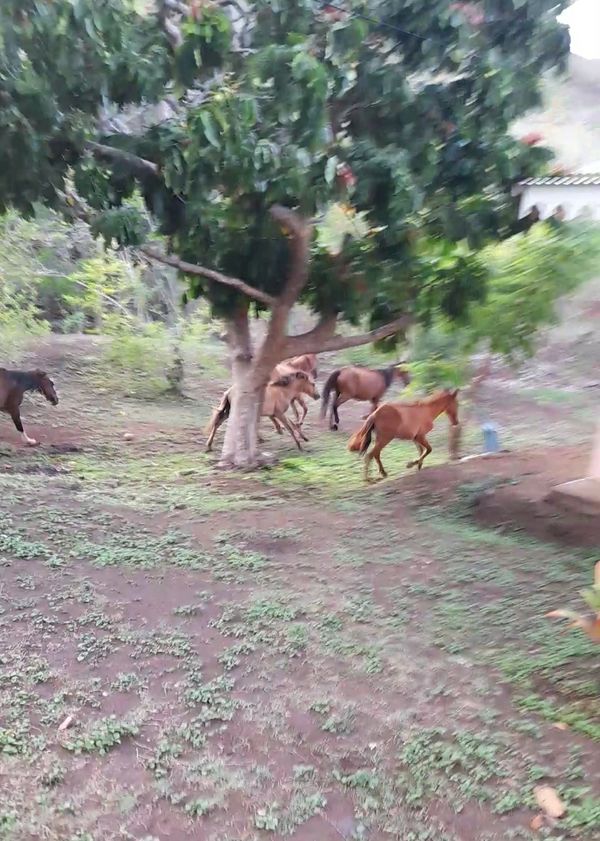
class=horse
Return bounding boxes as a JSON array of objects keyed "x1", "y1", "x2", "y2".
[
  {"x1": 348, "y1": 388, "x2": 459, "y2": 482},
  {"x1": 321, "y1": 363, "x2": 410, "y2": 430},
  {"x1": 205, "y1": 371, "x2": 320, "y2": 452},
  {"x1": 271, "y1": 354, "x2": 318, "y2": 427},
  {"x1": 0, "y1": 368, "x2": 59, "y2": 446}
]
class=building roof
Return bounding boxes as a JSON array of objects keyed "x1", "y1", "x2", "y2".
[{"x1": 519, "y1": 174, "x2": 600, "y2": 187}]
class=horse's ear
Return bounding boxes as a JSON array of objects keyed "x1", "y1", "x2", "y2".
[{"x1": 451, "y1": 388, "x2": 459, "y2": 397}]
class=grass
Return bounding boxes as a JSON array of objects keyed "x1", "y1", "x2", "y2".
[{"x1": 0, "y1": 336, "x2": 598, "y2": 840}]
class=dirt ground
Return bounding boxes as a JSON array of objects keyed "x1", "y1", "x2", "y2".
[{"x1": 0, "y1": 336, "x2": 598, "y2": 841}]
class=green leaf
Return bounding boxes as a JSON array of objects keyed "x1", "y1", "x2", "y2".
[
  {"x1": 200, "y1": 111, "x2": 220, "y2": 149},
  {"x1": 325, "y1": 156, "x2": 338, "y2": 185}
]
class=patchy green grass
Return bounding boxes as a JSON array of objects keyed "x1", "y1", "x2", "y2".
[{"x1": 0, "y1": 337, "x2": 598, "y2": 841}]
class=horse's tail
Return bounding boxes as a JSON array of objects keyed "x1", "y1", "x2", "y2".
[
  {"x1": 348, "y1": 415, "x2": 376, "y2": 454},
  {"x1": 321, "y1": 369, "x2": 341, "y2": 417},
  {"x1": 204, "y1": 390, "x2": 231, "y2": 436}
]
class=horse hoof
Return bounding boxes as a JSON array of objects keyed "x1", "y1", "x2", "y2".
[{"x1": 330, "y1": 424, "x2": 338, "y2": 431}]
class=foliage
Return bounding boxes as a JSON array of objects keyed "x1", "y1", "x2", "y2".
[
  {"x1": 63, "y1": 716, "x2": 139, "y2": 755},
  {"x1": 409, "y1": 223, "x2": 600, "y2": 390},
  {"x1": 473, "y1": 223, "x2": 600, "y2": 360},
  {"x1": 0, "y1": 0, "x2": 570, "y2": 335},
  {"x1": 0, "y1": 207, "x2": 181, "y2": 330}
]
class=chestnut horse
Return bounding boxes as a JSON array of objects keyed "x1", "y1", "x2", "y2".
[
  {"x1": 321, "y1": 363, "x2": 410, "y2": 430},
  {"x1": 0, "y1": 368, "x2": 59, "y2": 446},
  {"x1": 348, "y1": 388, "x2": 459, "y2": 482},
  {"x1": 206, "y1": 371, "x2": 320, "y2": 452},
  {"x1": 272, "y1": 354, "x2": 317, "y2": 427}
]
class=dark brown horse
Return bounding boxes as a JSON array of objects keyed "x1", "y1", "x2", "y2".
[
  {"x1": 0, "y1": 369, "x2": 59, "y2": 446},
  {"x1": 348, "y1": 388, "x2": 459, "y2": 482},
  {"x1": 321, "y1": 363, "x2": 410, "y2": 430}
]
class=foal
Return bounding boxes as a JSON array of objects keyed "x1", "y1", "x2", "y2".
[
  {"x1": 206, "y1": 371, "x2": 320, "y2": 452},
  {"x1": 271, "y1": 354, "x2": 318, "y2": 427},
  {"x1": 0, "y1": 369, "x2": 59, "y2": 446},
  {"x1": 348, "y1": 388, "x2": 459, "y2": 482},
  {"x1": 321, "y1": 363, "x2": 410, "y2": 430}
]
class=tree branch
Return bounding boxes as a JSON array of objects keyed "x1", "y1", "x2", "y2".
[
  {"x1": 251, "y1": 205, "x2": 313, "y2": 377},
  {"x1": 158, "y1": 0, "x2": 187, "y2": 49},
  {"x1": 293, "y1": 316, "x2": 411, "y2": 355},
  {"x1": 140, "y1": 246, "x2": 276, "y2": 307},
  {"x1": 85, "y1": 141, "x2": 159, "y2": 178},
  {"x1": 283, "y1": 314, "x2": 338, "y2": 357},
  {"x1": 269, "y1": 205, "x2": 312, "y2": 307}
]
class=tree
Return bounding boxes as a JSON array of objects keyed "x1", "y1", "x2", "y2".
[{"x1": 0, "y1": 0, "x2": 571, "y2": 466}]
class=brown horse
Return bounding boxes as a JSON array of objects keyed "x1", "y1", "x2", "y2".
[
  {"x1": 272, "y1": 354, "x2": 318, "y2": 426},
  {"x1": 348, "y1": 388, "x2": 459, "y2": 482},
  {"x1": 206, "y1": 371, "x2": 320, "y2": 452},
  {"x1": 0, "y1": 368, "x2": 59, "y2": 446},
  {"x1": 321, "y1": 363, "x2": 410, "y2": 430}
]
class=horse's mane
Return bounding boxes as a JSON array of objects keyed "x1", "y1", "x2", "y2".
[
  {"x1": 1, "y1": 369, "x2": 45, "y2": 391},
  {"x1": 399, "y1": 390, "x2": 453, "y2": 407},
  {"x1": 376, "y1": 365, "x2": 397, "y2": 388}
]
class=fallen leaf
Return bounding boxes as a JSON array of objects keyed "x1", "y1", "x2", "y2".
[
  {"x1": 534, "y1": 785, "x2": 565, "y2": 819},
  {"x1": 552, "y1": 722, "x2": 569, "y2": 731},
  {"x1": 58, "y1": 715, "x2": 74, "y2": 732},
  {"x1": 530, "y1": 814, "x2": 544, "y2": 831}
]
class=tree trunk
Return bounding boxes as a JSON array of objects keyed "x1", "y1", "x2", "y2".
[
  {"x1": 218, "y1": 307, "x2": 271, "y2": 469},
  {"x1": 165, "y1": 320, "x2": 185, "y2": 396}
]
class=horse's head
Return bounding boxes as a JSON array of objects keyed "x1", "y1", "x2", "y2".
[
  {"x1": 443, "y1": 388, "x2": 459, "y2": 426},
  {"x1": 291, "y1": 354, "x2": 318, "y2": 380},
  {"x1": 293, "y1": 371, "x2": 320, "y2": 400},
  {"x1": 35, "y1": 371, "x2": 59, "y2": 406},
  {"x1": 306, "y1": 354, "x2": 318, "y2": 380},
  {"x1": 394, "y1": 364, "x2": 411, "y2": 387}
]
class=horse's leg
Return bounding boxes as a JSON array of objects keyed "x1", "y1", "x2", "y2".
[
  {"x1": 277, "y1": 412, "x2": 304, "y2": 450},
  {"x1": 297, "y1": 396, "x2": 308, "y2": 426},
  {"x1": 331, "y1": 393, "x2": 349, "y2": 430},
  {"x1": 205, "y1": 413, "x2": 225, "y2": 452},
  {"x1": 290, "y1": 398, "x2": 301, "y2": 424},
  {"x1": 295, "y1": 420, "x2": 309, "y2": 442},
  {"x1": 416, "y1": 434, "x2": 432, "y2": 470},
  {"x1": 372, "y1": 436, "x2": 391, "y2": 480},
  {"x1": 374, "y1": 447, "x2": 388, "y2": 479},
  {"x1": 406, "y1": 439, "x2": 424, "y2": 469},
  {"x1": 10, "y1": 409, "x2": 38, "y2": 447},
  {"x1": 270, "y1": 417, "x2": 284, "y2": 435},
  {"x1": 364, "y1": 435, "x2": 391, "y2": 483}
]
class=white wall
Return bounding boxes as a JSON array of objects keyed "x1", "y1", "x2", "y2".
[{"x1": 518, "y1": 185, "x2": 600, "y2": 221}]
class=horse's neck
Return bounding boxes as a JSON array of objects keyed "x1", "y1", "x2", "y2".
[
  {"x1": 379, "y1": 367, "x2": 394, "y2": 388},
  {"x1": 10, "y1": 371, "x2": 40, "y2": 393},
  {"x1": 428, "y1": 397, "x2": 450, "y2": 420}
]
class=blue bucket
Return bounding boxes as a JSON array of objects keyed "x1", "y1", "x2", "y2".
[{"x1": 482, "y1": 423, "x2": 500, "y2": 454}]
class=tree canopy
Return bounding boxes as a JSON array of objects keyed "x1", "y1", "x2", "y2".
[
  {"x1": 0, "y1": 0, "x2": 575, "y2": 465},
  {"x1": 0, "y1": 0, "x2": 570, "y2": 338}
]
